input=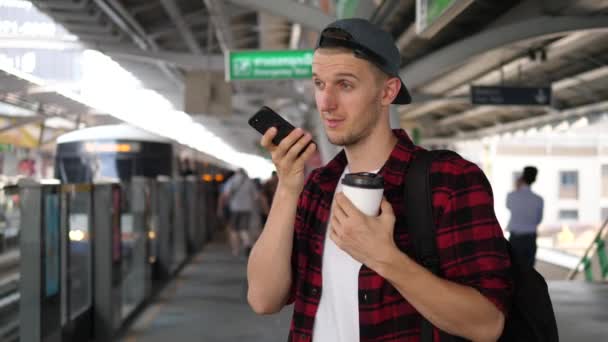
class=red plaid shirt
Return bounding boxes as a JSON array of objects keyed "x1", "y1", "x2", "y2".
[{"x1": 287, "y1": 129, "x2": 512, "y2": 341}]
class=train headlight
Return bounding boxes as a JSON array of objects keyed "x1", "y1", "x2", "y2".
[{"x1": 69, "y1": 229, "x2": 86, "y2": 241}]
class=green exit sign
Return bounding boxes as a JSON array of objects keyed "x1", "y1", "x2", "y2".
[
  {"x1": 227, "y1": 50, "x2": 314, "y2": 81},
  {"x1": 336, "y1": 0, "x2": 359, "y2": 19}
]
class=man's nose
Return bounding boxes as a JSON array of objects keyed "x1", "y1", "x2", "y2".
[{"x1": 316, "y1": 86, "x2": 338, "y2": 113}]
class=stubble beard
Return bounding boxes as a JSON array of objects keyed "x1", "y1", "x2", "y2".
[{"x1": 326, "y1": 102, "x2": 382, "y2": 147}]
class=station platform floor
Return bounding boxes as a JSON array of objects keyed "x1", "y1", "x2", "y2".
[
  {"x1": 121, "y1": 241, "x2": 292, "y2": 342},
  {"x1": 121, "y1": 240, "x2": 608, "y2": 342}
]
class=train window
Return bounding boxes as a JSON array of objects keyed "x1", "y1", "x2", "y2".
[
  {"x1": 116, "y1": 158, "x2": 134, "y2": 180},
  {"x1": 96, "y1": 155, "x2": 119, "y2": 180},
  {"x1": 58, "y1": 158, "x2": 91, "y2": 183},
  {"x1": 94, "y1": 156, "x2": 135, "y2": 181},
  {"x1": 56, "y1": 139, "x2": 174, "y2": 182},
  {"x1": 133, "y1": 157, "x2": 172, "y2": 178}
]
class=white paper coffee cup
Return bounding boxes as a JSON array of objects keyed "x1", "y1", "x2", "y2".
[{"x1": 341, "y1": 172, "x2": 384, "y2": 216}]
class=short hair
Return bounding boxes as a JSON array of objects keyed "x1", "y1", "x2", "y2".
[{"x1": 522, "y1": 166, "x2": 538, "y2": 185}]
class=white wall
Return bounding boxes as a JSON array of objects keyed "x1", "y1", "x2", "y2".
[
  {"x1": 489, "y1": 152, "x2": 605, "y2": 230},
  {"x1": 452, "y1": 120, "x2": 608, "y2": 232}
]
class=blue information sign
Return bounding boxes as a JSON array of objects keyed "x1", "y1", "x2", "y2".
[{"x1": 470, "y1": 86, "x2": 552, "y2": 106}]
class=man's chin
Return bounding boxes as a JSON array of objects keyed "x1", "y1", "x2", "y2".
[{"x1": 326, "y1": 133, "x2": 350, "y2": 147}]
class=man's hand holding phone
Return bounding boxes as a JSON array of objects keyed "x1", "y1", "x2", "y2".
[
  {"x1": 249, "y1": 106, "x2": 317, "y2": 192},
  {"x1": 260, "y1": 126, "x2": 316, "y2": 192}
]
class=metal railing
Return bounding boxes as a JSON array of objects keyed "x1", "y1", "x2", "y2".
[{"x1": 567, "y1": 217, "x2": 608, "y2": 281}]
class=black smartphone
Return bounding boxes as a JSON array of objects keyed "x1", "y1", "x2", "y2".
[{"x1": 248, "y1": 106, "x2": 297, "y2": 146}]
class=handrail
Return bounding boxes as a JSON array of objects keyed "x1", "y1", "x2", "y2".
[{"x1": 567, "y1": 217, "x2": 608, "y2": 280}]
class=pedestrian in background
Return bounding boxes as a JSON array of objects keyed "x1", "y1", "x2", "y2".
[
  {"x1": 219, "y1": 168, "x2": 257, "y2": 257},
  {"x1": 506, "y1": 166, "x2": 544, "y2": 267}
]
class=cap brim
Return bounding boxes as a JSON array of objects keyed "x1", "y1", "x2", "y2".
[{"x1": 392, "y1": 78, "x2": 411, "y2": 104}]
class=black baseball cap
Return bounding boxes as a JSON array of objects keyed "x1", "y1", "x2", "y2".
[{"x1": 315, "y1": 18, "x2": 411, "y2": 104}]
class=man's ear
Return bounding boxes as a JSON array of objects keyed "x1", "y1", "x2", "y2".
[{"x1": 381, "y1": 77, "x2": 401, "y2": 106}]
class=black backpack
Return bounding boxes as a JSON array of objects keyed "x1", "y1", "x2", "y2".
[{"x1": 405, "y1": 149, "x2": 559, "y2": 342}]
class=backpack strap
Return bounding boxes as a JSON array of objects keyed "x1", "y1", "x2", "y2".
[
  {"x1": 407, "y1": 150, "x2": 442, "y2": 274},
  {"x1": 406, "y1": 149, "x2": 459, "y2": 342}
]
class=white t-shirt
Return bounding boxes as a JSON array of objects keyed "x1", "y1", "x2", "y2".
[{"x1": 312, "y1": 167, "x2": 379, "y2": 342}]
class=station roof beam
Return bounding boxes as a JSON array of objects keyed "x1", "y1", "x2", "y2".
[
  {"x1": 227, "y1": 0, "x2": 335, "y2": 31},
  {"x1": 160, "y1": 0, "x2": 204, "y2": 56},
  {"x1": 400, "y1": 15, "x2": 608, "y2": 92},
  {"x1": 202, "y1": 0, "x2": 236, "y2": 54},
  {"x1": 430, "y1": 31, "x2": 608, "y2": 97},
  {"x1": 147, "y1": 10, "x2": 208, "y2": 41},
  {"x1": 90, "y1": 0, "x2": 184, "y2": 89}
]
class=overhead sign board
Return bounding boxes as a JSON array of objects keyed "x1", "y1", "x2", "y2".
[
  {"x1": 0, "y1": 0, "x2": 83, "y2": 81},
  {"x1": 470, "y1": 86, "x2": 552, "y2": 106},
  {"x1": 336, "y1": 0, "x2": 359, "y2": 19},
  {"x1": 416, "y1": 0, "x2": 474, "y2": 38},
  {"x1": 227, "y1": 50, "x2": 313, "y2": 81}
]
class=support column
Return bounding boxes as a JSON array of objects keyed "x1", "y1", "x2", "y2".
[
  {"x1": 19, "y1": 184, "x2": 42, "y2": 342},
  {"x1": 19, "y1": 183, "x2": 62, "y2": 342},
  {"x1": 92, "y1": 183, "x2": 122, "y2": 341},
  {"x1": 184, "y1": 70, "x2": 232, "y2": 115}
]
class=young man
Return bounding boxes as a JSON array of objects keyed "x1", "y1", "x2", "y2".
[
  {"x1": 506, "y1": 166, "x2": 544, "y2": 267},
  {"x1": 247, "y1": 18, "x2": 513, "y2": 342}
]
